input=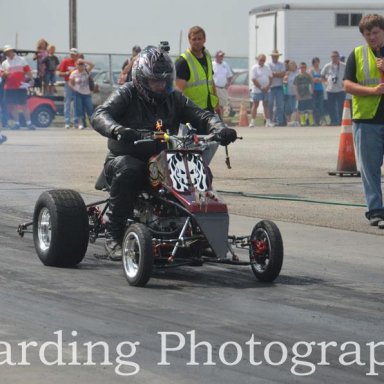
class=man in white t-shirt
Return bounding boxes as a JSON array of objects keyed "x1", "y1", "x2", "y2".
[
  {"x1": 212, "y1": 50, "x2": 233, "y2": 117},
  {"x1": 321, "y1": 50, "x2": 346, "y2": 125},
  {"x1": 250, "y1": 54, "x2": 273, "y2": 127}
]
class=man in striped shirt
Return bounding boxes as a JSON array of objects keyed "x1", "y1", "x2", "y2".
[{"x1": 1, "y1": 45, "x2": 35, "y2": 130}]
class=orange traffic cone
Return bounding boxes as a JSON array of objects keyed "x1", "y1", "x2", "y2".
[
  {"x1": 239, "y1": 103, "x2": 249, "y2": 127},
  {"x1": 328, "y1": 100, "x2": 360, "y2": 177}
]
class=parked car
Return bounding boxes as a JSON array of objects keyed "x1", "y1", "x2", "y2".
[
  {"x1": 227, "y1": 70, "x2": 250, "y2": 115},
  {"x1": 28, "y1": 96, "x2": 57, "y2": 127},
  {"x1": 91, "y1": 70, "x2": 120, "y2": 106},
  {"x1": 6, "y1": 96, "x2": 57, "y2": 128}
]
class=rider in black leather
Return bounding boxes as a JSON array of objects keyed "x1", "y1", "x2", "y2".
[{"x1": 91, "y1": 45, "x2": 237, "y2": 260}]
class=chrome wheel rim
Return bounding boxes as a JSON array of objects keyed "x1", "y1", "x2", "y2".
[
  {"x1": 37, "y1": 207, "x2": 51, "y2": 251},
  {"x1": 122, "y1": 232, "x2": 141, "y2": 278}
]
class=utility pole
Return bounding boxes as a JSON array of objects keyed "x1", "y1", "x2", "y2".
[
  {"x1": 69, "y1": 0, "x2": 77, "y2": 49},
  {"x1": 178, "y1": 30, "x2": 182, "y2": 56}
]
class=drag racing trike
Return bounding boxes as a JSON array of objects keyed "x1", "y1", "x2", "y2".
[{"x1": 18, "y1": 126, "x2": 284, "y2": 287}]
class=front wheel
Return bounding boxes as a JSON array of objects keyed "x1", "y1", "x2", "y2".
[
  {"x1": 33, "y1": 189, "x2": 89, "y2": 267},
  {"x1": 249, "y1": 220, "x2": 283, "y2": 282},
  {"x1": 122, "y1": 223, "x2": 153, "y2": 287}
]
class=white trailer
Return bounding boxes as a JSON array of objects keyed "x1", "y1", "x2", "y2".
[{"x1": 248, "y1": 3, "x2": 383, "y2": 70}]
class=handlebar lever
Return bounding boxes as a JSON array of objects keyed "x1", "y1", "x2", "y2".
[{"x1": 133, "y1": 138, "x2": 155, "y2": 145}]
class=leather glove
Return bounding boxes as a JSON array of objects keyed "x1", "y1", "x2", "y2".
[
  {"x1": 216, "y1": 127, "x2": 237, "y2": 146},
  {"x1": 113, "y1": 127, "x2": 141, "y2": 142}
]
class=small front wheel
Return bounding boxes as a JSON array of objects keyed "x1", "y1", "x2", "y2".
[
  {"x1": 249, "y1": 220, "x2": 283, "y2": 282},
  {"x1": 122, "y1": 223, "x2": 153, "y2": 287}
]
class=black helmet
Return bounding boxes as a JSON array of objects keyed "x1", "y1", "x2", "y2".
[{"x1": 132, "y1": 45, "x2": 175, "y2": 103}]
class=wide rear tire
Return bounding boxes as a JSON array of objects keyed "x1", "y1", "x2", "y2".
[
  {"x1": 249, "y1": 220, "x2": 283, "y2": 282},
  {"x1": 33, "y1": 189, "x2": 89, "y2": 267}
]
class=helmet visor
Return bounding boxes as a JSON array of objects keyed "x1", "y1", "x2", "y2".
[{"x1": 148, "y1": 59, "x2": 175, "y2": 97}]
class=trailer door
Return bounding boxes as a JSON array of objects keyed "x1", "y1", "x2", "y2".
[{"x1": 255, "y1": 13, "x2": 276, "y2": 55}]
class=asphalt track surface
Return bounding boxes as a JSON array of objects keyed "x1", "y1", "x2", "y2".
[{"x1": 0, "y1": 127, "x2": 383, "y2": 383}]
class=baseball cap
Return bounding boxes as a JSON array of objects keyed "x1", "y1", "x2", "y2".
[{"x1": 69, "y1": 48, "x2": 79, "y2": 54}]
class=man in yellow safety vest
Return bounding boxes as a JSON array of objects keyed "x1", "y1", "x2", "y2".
[
  {"x1": 344, "y1": 14, "x2": 384, "y2": 226},
  {"x1": 176, "y1": 26, "x2": 219, "y2": 116}
]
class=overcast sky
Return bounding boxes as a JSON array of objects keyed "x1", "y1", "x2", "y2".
[{"x1": 0, "y1": 0, "x2": 371, "y2": 57}]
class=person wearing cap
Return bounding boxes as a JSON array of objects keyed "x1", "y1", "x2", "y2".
[
  {"x1": 118, "y1": 45, "x2": 141, "y2": 84},
  {"x1": 58, "y1": 48, "x2": 80, "y2": 129},
  {"x1": 175, "y1": 26, "x2": 219, "y2": 118},
  {"x1": 267, "y1": 49, "x2": 286, "y2": 126},
  {"x1": 321, "y1": 50, "x2": 346, "y2": 125},
  {"x1": 0, "y1": 45, "x2": 35, "y2": 130},
  {"x1": 250, "y1": 54, "x2": 273, "y2": 128},
  {"x1": 212, "y1": 50, "x2": 233, "y2": 117}
]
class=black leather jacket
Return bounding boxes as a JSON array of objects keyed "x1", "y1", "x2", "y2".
[{"x1": 91, "y1": 82, "x2": 226, "y2": 160}]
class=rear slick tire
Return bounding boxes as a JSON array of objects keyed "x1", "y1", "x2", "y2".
[
  {"x1": 249, "y1": 220, "x2": 283, "y2": 282},
  {"x1": 122, "y1": 223, "x2": 153, "y2": 287},
  {"x1": 33, "y1": 189, "x2": 89, "y2": 267}
]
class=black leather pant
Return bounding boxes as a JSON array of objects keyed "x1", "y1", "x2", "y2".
[{"x1": 104, "y1": 154, "x2": 147, "y2": 240}]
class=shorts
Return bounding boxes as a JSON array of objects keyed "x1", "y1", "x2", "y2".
[
  {"x1": 5, "y1": 89, "x2": 28, "y2": 106},
  {"x1": 44, "y1": 71, "x2": 57, "y2": 85},
  {"x1": 298, "y1": 99, "x2": 313, "y2": 112},
  {"x1": 216, "y1": 87, "x2": 228, "y2": 107},
  {"x1": 251, "y1": 92, "x2": 269, "y2": 102}
]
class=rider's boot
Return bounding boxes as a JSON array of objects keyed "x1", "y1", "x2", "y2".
[
  {"x1": 104, "y1": 210, "x2": 127, "y2": 262},
  {"x1": 104, "y1": 199, "x2": 135, "y2": 262},
  {"x1": 105, "y1": 240, "x2": 123, "y2": 261}
]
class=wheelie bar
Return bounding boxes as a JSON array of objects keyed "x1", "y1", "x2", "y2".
[{"x1": 17, "y1": 221, "x2": 33, "y2": 237}]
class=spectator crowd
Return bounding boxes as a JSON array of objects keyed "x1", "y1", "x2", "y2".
[
  {"x1": 0, "y1": 33, "x2": 352, "y2": 133},
  {"x1": 0, "y1": 38, "x2": 96, "y2": 132},
  {"x1": 249, "y1": 50, "x2": 347, "y2": 128}
]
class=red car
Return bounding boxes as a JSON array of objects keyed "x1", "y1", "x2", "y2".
[
  {"x1": 227, "y1": 70, "x2": 251, "y2": 115},
  {"x1": 27, "y1": 96, "x2": 57, "y2": 127},
  {"x1": 11, "y1": 96, "x2": 57, "y2": 128}
]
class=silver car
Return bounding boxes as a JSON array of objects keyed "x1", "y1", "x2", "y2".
[{"x1": 91, "y1": 70, "x2": 121, "y2": 106}]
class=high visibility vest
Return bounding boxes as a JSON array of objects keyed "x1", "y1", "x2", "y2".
[
  {"x1": 353, "y1": 45, "x2": 381, "y2": 119},
  {"x1": 180, "y1": 48, "x2": 218, "y2": 110}
]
